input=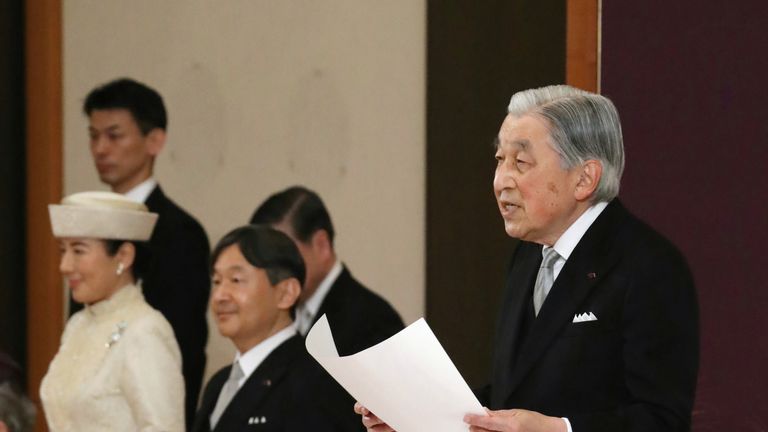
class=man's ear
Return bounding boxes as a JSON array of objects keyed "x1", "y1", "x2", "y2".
[
  {"x1": 574, "y1": 159, "x2": 602, "y2": 201},
  {"x1": 309, "y1": 229, "x2": 333, "y2": 258},
  {"x1": 146, "y1": 128, "x2": 166, "y2": 157},
  {"x1": 276, "y1": 278, "x2": 301, "y2": 311}
]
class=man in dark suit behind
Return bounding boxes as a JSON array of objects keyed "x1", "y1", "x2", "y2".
[
  {"x1": 193, "y1": 225, "x2": 356, "y2": 432},
  {"x1": 82, "y1": 78, "x2": 210, "y2": 427},
  {"x1": 357, "y1": 85, "x2": 699, "y2": 432},
  {"x1": 249, "y1": 186, "x2": 404, "y2": 355}
]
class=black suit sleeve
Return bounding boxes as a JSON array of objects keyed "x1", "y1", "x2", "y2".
[
  {"x1": 287, "y1": 357, "x2": 363, "y2": 432},
  {"x1": 474, "y1": 385, "x2": 490, "y2": 407},
  {"x1": 321, "y1": 269, "x2": 405, "y2": 357},
  {"x1": 569, "y1": 247, "x2": 699, "y2": 431},
  {"x1": 149, "y1": 218, "x2": 210, "y2": 424},
  {"x1": 142, "y1": 202, "x2": 210, "y2": 428},
  {"x1": 343, "y1": 302, "x2": 404, "y2": 356}
]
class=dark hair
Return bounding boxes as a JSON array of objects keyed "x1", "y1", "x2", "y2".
[
  {"x1": 0, "y1": 352, "x2": 23, "y2": 394},
  {"x1": 103, "y1": 240, "x2": 150, "y2": 283},
  {"x1": 249, "y1": 186, "x2": 335, "y2": 246},
  {"x1": 211, "y1": 225, "x2": 305, "y2": 289},
  {"x1": 83, "y1": 78, "x2": 167, "y2": 135},
  {"x1": 0, "y1": 352, "x2": 34, "y2": 432},
  {"x1": 0, "y1": 383, "x2": 35, "y2": 432}
]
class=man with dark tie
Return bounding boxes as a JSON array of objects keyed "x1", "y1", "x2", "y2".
[
  {"x1": 193, "y1": 225, "x2": 358, "y2": 432},
  {"x1": 357, "y1": 85, "x2": 699, "y2": 432}
]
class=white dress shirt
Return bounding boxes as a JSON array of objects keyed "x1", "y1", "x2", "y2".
[
  {"x1": 233, "y1": 325, "x2": 297, "y2": 389},
  {"x1": 545, "y1": 201, "x2": 609, "y2": 282},
  {"x1": 294, "y1": 259, "x2": 343, "y2": 335},
  {"x1": 123, "y1": 177, "x2": 157, "y2": 203}
]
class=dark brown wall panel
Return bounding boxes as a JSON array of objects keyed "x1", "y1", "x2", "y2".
[
  {"x1": 0, "y1": 0, "x2": 27, "y2": 373},
  {"x1": 426, "y1": 0, "x2": 565, "y2": 388},
  {"x1": 602, "y1": 1, "x2": 768, "y2": 429}
]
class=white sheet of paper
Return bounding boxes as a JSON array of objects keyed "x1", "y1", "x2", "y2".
[{"x1": 306, "y1": 314, "x2": 485, "y2": 432}]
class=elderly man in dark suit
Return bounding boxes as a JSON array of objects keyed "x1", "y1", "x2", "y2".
[
  {"x1": 357, "y1": 85, "x2": 699, "y2": 432},
  {"x1": 81, "y1": 78, "x2": 210, "y2": 427},
  {"x1": 193, "y1": 225, "x2": 355, "y2": 432},
  {"x1": 250, "y1": 186, "x2": 404, "y2": 355}
]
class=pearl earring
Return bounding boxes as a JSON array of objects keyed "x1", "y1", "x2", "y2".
[{"x1": 116, "y1": 262, "x2": 124, "y2": 276}]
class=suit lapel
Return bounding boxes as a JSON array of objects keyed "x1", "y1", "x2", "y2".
[
  {"x1": 504, "y1": 200, "x2": 626, "y2": 399},
  {"x1": 143, "y1": 184, "x2": 163, "y2": 211},
  {"x1": 193, "y1": 371, "x2": 227, "y2": 432},
  {"x1": 491, "y1": 242, "x2": 540, "y2": 407},
  {"x1": 213, "y1": 336, "x2": 302, "y2": 432},
  {"x1": 311, "y1": 267, "x2": 348, "y2": 327}
]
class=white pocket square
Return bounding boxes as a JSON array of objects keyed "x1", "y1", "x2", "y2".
[
  {"x1": 248, "y1": 416, "x2": 267, "y2": 425},
  {"x1": 573, "y1": 312, "x2": 598, "y2": 323}
]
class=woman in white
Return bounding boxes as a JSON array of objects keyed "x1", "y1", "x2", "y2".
[{"x1": 40, "y1": 191, "x2": 184, "y2": 432}]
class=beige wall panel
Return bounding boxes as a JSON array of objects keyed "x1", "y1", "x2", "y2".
[{"x1": 63, "y1": 0, "x2": 425, "y2": 381}]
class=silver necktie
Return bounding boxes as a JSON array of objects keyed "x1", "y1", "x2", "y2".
[
  {"x1": 297, "y1": 307, "x2": 314, "y2": 336},
  {"x1": 533, "y1": 248, "x2": 561, "y2": 316},
  {"x1": 210, "y1": 361, "x2": 244, "y2": 429}
]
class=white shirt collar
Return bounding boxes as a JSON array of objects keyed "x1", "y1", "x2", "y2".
[
  {"x1": 304, "y1": 259, "x2": 342, "y2": 317},
  {"x1": 123, "y1": 177, "x2": 157, "y2": 203},
  {"x1": 545, "y1": 200, "x2": 609, "y2": 279},
  {"x1": 295, "y1": 259, "x2": 342, "y2": 335},
  {"x1": 233, "y1": 325, "x2": 297, "y2": 388}
]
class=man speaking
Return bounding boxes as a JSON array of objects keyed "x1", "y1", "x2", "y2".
[{"x1": 358, "y1": 85, "x2": 699, "y2": 432}]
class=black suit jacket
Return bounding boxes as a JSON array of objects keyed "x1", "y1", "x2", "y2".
[
  {"x1": 192, "y1": 335, "x2": 357, "y2": 432},
  {"x1": 144, "y1": 185, "x2": 210, "y2": 427},
  {"x1": 482, "y1": 199, "x2": 699, "y2": 431},
  {"x1": 314, "y1": 266, "x2": 404, "y2": 356},
  {"x1": 308, "y1": 266, "x2": 404, "y2": 431}
]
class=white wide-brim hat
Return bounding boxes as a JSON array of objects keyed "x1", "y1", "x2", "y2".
[{"x1": 49, "y1": 191, "x2": 158, "y2": 241}]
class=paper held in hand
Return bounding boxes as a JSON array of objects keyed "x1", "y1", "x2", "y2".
[{"x1": 305, "y1": 314, "x2": 485, "y2": 432}]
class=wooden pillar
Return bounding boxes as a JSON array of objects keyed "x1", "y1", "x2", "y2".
[
  {"x1": 25, "y1": 0, "x2": 63, "y2": 430},
  {"x1": 566, "y1": 0, "x2": 599, "y2": 92},
  {"x1": 426, "y1": 0, "x2": 566, "y2": 388}
]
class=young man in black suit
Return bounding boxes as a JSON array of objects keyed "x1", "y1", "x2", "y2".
[
  {"x1": 193, "y1": 225, "x2": 356, "y2": 432},
  {"x1": 250, "y1": 186, "x2": 404, "y2": 355},
  {"x1": 82, "y1": 78, "x2": 210, "y2": 427},
  {"x1": 357, "y1": 85, "x2": 699, "y2": 432}
]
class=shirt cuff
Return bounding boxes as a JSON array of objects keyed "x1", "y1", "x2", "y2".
[{"x1": 562, "y1": 417, "x2": 573, "y2": 432}]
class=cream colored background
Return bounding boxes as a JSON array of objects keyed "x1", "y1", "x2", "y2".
[{"x1": 63, "y1": 1, "x2": 425, "y2": 383}]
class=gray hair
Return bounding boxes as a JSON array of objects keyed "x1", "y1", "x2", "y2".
[
  {"x1": 507, "y1": 85, "x2": 625, "y2": 202},
  {"x1": 0, "y1": 383, "x2": 35, "y2": 432}
]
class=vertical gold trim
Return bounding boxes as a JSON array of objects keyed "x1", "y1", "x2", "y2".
[
  {"x1": 597, "y1": 0, "x2": 603, "y2": 93},
  {"x1": 25, "y1": 1, "x2": 63, "y2": 431},
  {"x1": 566, "y1": 0, "x2": 599, "y2": 92}
]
